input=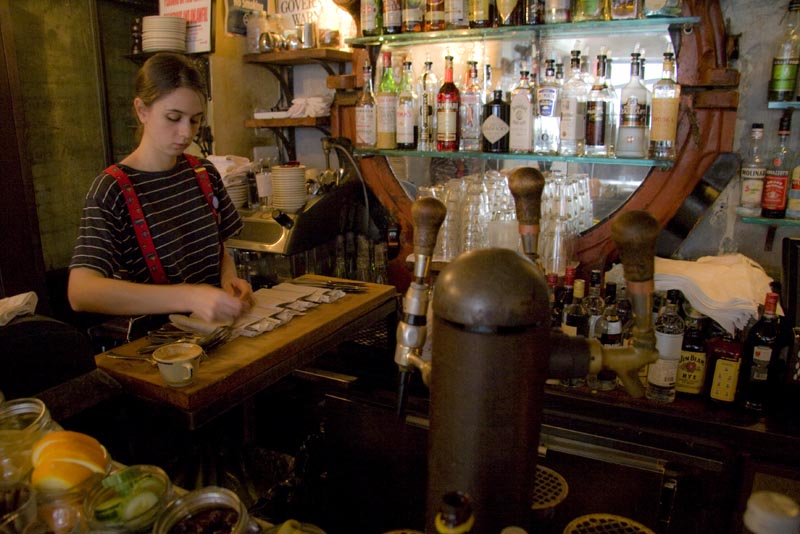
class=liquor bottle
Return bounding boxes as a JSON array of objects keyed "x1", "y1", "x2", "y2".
[
  {"x1": 646, "y1": 289, "x2": 685, "y2": 403},
  {"x1": 605, "y1": 55, "x2": 618, "y2": 157},
  {"x1": 354, "y1": 65, "x2": 377, "y2": 149},
  {"x1": 643, "y1": 0, "x2": 682, "y2": 17},
  {"x1": 396, "y1": 60, "x2": 418, "y2": 150},
  {"x1": 509, "y1": 70, "x2": 534, "y2": 153},
  {"x1": 445, "y1": 0, "x2": 469, "y2": 28},
  {"x1": 402, "y1": 0, "x2": 424, "y2": 31},
  {"x1": 706, "y1": 327, "x2": 743, "y2": 406},
  {"x1": 383, "y1": 0, "x2": 403, "y2": 33},
  {"x1": 434, "y1": 491, "x2": 475, "y2": 534},
  {"x1": 437, "y1": 55, "x2": 460, "y2": 152},
  {"x1": 768, "y1": 0, "x2": 800, "y2": 102},
  {"x1": 559, "y1": 50, "x2": 589, "y2": 156},
  {"x1": 534, "y1": 59, "x2": 560, "y2": 154},
  {"x1": 361, "y1": 0, "x2": 383, "y2": 36},
  {"x1": 425, "y1": 0, "x2": 446, "y2": 30},
  {"x1": 496, "y1": 0, "x2": 523, "y2": 26},
  {"x1": 555, "y1": 62, "x2": 565, "y2": 85},
  {"x1": 482, "y1": 89, "x2": 510, "y2": 153},
  {"x1": 552, "y1": 265, "x2": 574, "y2": 329},
  {"x1": 737, "y1": 123, "x2": 767, "y2": 217},
  {"x1": 483, "y1": 64, "x2": 494, "y2": 105},
  {"x1": 616, "y1": 51, "x2": 650, "y2": 159},
  {"x1": 544, "y1": 0, "x2": 570, "y2": 23},
  {"x1": 676, "y1": 305, "x2": 708, "y2": 396},
  {"x1": 608, "y1": 0, "x2": 641, "y2": 20},
  {"x1": 583, "y1": 269, "x2": 605, "y2": 339},
  {"x1": 584, "y1": 53, "x2": 615, "y2": 157},
  {"x1": 573, "y1": 0, "x2": 605, "y2": 21},
  {"x1": 524, "y1": 0, "x2": 543, "y2": 24},
  {"x1": 739, "y1": 292, "x2": 782, "y2": 413},
  {"x1": 592, "y1": 280, "x2": 622, "y2": 390},
  {"x1": 649, "y1": 50, "x2": 681, "y2": 161},
  {"x1": 376, "y1": 51, "x2": 398, "y2": 150},
  {"x1": 761, "y1": 110, "x2": 793, "y2": 219},
  {"x1": 417, "y1": 59, "x2": 439, "y2": 151},
  {"x1": 470, "y1": 0, "x2": 495, "y2": 27},
  {"x1": 460, "y1": 61, "x2": 483, "y2": 151},
  {"x1": 562, "y1": 278, "x2": 589, "y2": 338}
]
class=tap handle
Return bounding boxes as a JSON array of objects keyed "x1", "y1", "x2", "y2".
[
  {"x1": 412, "y1": 197, "x2": 447, "y2": 279},
  {"x1": 610, "y1": 210, "x2": 659, "y2": 283},
  {"x1": 508, "y1": 167, "x2": 545, "y2": 258}
]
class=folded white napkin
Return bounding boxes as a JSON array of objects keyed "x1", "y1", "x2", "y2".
[
  {"x1": 0, "y1": 291, "x2": 38, "y2": 327},
  {"x1": 286, "y1": 94, "x2": 334, "y2": 118}
]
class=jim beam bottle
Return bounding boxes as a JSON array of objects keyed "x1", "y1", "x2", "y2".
[{"x1": 676, "y1": 305, "x2": 708, "y2": 396}]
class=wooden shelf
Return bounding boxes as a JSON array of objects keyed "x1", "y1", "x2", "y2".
[
  {"x1": 243, "y1": 48, "x2": 353, "y2": 66},
  {"x1": 245, "y1": 116, "x2": 330, "y2": 128}
]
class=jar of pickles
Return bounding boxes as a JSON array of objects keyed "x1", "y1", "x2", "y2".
[{"x1": 0, "y1": 399, "x2": 61, "y2": 483}]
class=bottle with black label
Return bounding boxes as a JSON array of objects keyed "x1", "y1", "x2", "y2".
[{"x1": 482, "y1": 90, "x2": 510, "y2": 153}]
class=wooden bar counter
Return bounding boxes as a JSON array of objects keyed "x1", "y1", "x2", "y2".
[{"x1": 94, "y1": 275, "x2": 398, "y2": 430}]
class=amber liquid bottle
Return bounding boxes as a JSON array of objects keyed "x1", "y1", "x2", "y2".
[{"x1": 437, "y1": 55, "x2": 460, "y2": 152}]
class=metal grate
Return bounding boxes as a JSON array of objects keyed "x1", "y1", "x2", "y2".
[
  {"x1": 532, "y1": 464, "x2": 569, "y2": 510},
  {"x1": 563, "y1": 514, "x2": 656, "y2": 534},
  {"x1": 347, "y1": 316, "x2": 394, "y2": 350}
]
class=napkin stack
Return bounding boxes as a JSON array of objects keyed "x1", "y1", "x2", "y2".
[
  {"x1": 286, "y1": 94, "x2": 334, "y2": 118},
  {"x1": 0, "y1": 291, "x2": 38, "y2": 326}
]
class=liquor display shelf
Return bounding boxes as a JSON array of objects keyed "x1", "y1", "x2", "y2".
[
  {"x1": 244, "y1": 116, "x2": 331, "y2": 129},
  {"x1": 740, "y1": 216, "x2": 800, "y2": 227},
  {"x1": 767, "y1": 101, "x2": 800, "y2": 110},
  {"x1": 355, "y1": 148, "x2": 672, "y2": 168},
  {"x1": 346, "y1": 17, "x2": 701, "y2": 47},
  {"x1": 243, "y1": 48, "x2": 353, "y2": 70}
]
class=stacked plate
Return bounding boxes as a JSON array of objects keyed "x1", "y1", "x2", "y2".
[
  {"x1": 224, "y1": 174, "x2": 250, "y2": 209},
  {"x1": 271, "y1": 165, "x2": 308, "y2": 213},
  {"x1": 142, "y1": 15, "x2": 187, "y2": 53}
]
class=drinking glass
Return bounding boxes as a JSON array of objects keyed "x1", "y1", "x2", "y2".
[{"x1": 496, "y1": 0, "x2": 519, "y2": 25}]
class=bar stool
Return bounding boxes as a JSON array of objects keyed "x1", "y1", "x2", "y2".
[
  {"x1": 563, "y1": 513, "x2": 656, "y2": 534},
  {"x1": 532, "y1": 464, "x2": 569, "y2": 532}
]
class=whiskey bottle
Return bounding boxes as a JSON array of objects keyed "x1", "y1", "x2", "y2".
[
  {"x1": 482, "y1": 89, "x2": 510, "y2": 153},
  {"x1": 534, "y1": 59, "x2": 560, "y2": 155},
  {"x1": 437, "y1": 55, "x2": 460, "y2": 152},
  {"x1": 649, "y1": 50, "x2": 681, "y2": 161},
  {"x1": 562, "y1": 278, "x2": 589, "y2": 338},
  {"x1": 459, "y1": 61, "x2": 483, "y2": 151},
  {"x1": 382, "y1": 0, "x2": 403, "y2": 33},
  {"x1": 402, "y1": 0, "x2": 424, "y2": 31},
  {"x1": 559, "y1": 50, "x2": 589, "y2": 156},
  {"x1": 616, "y1": 50, "x2": 650, "y2": 159},
  {"x1": 647, "y1": 289, "x2": 685, "y2": 403},
  {"x1": 396, "y1": 60, "x2": 418, "y2": 150},
  {"x1": 425, "y1": 0, "x2": 446, "y2": 30},
  {"x1": 706, "y1": 327, "x2": 743, "y2": 406},
  {"x1": 361, "y1": 0, "x2": 383, "y2": 36},
  {"x1": 737, "y1": 123, "x2": 767, "y2": 217},
  {"x1": 608, "y1": 0, "x2": 640, "y2": 20},
  {"x1": 768, "y1": 0, "x2": 800, "y2": 102},
  {"x1": 761, "y1": 110, "x2": 793, "y2": 219},
  {"x1": 470, "y1": 0, "x2": 496, "y2": 27},
  {"x1": 509, "y1": 70, "x2": 534, "y2": 153},
  {"x1": 376, "y1": 52, "x2": 398, "y2": 150},
  {"x1": 417, "y1": 59, "x2": 439, "y2": 151},
  {"x1": 676, "y1": 305, "x2": 708, "y2": 396},
  {"x1": 573, "y1": 0, "x2": 605, "y2": 21},
  {"x1": 354, "y1": 65, "x2": 377, "y2": 149},
  {"x1": 739, "y1": 292, "x2": 782, "y2": 413}
]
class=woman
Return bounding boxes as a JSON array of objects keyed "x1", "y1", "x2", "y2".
[{"x1": 69, "y1": 53, "x2": 251, "y2": 324}]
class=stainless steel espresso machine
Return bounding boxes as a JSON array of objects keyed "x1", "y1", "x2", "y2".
[{"x1": 395, "y1": 167, "x2": 661, "y2": 533}]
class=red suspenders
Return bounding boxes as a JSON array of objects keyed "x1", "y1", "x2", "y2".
[{"x1": 105, "y1": 154, "x2": 219, "y2": 284}]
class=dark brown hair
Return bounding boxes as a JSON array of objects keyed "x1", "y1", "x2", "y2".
[{"x1": 135, "y1": 52, "x2": 207, "y2": 107}]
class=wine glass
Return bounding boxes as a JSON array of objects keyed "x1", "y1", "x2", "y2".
[{"x1": 496, "y1": 0, "x2": 519, "y2": 25}]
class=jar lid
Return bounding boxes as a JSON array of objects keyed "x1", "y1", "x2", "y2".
[{"x1": 744, "y1": 491, "x2": 800, "y2": 534}]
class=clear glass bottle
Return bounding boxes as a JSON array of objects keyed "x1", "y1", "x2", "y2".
[
  {"x1": 607, "y1": 0, "x2": 641, "y2": 20},
  {"x1": 509, "y1": 70, "x2": 534, "y2": 153},
  {"x1": 437, "y1": 55, "x2": 460, "y2": 152},
  {"x1": 739, "y1": 292, "x2": 782, "y2": 412},
  {"x1": 649, "y1": 50, "x2": 681, "y2": 161},
  {"x1": 396, "y1": 60, "x2": 418, "y2": 150},
  {"x1": 460, "y1": 61, "x2": 483, "y2": 151},
  {"x1": 354, "y1": 65, "x2": 377, "y2": 149},
  {"x1": 402, "y1": 0, "x2": 424, "y2": 31},
  {"x1": 425, "y1": 0, "x2": 446, "y2": 30},
  {"x1": 573, "y1": 0, "x2": 606, "y2": 21},
  {"x1": 584, "y1": 53, "x2": 615, "y2": 157},
  {"x1": 737, "y1": 123, "x2": 767, "y2": 217},
  {"x1": 361, "y1": 0, "x2": 383, "y2": 36},
  {"x1": 482, "y1": 89, "x2": 510, "y2": 153},
  {"x1": 445, "y1": 0, "x2": 470, "y2": 28},
  {"x1": 417, "y1": 59, "x2": 439, "y2": 151},
  {"x1": 768, "y1": 0, "x2": 800, "y2": 102},
  {"x1": 482, "y1": 64, "x2": 494, "y2": 104},
  {"x1": 559, "y1": 50, "x2": 588, "y2": 156},
  {"x1": 646, "y1": 289, "x2": 685, "y2": 403},
  {"x1": 383, "y1": 0, "x2": 403, "y2": 33},
  {"x1": 535, "y1": 59, "x2": 561, "y2": 154},
  {"x1": 376, "y1": 51, "x2": 398, "y2": 150},
  {"x1": 643, "y1": 0, "x2": 681, "y2": 17},
  {"x1": 544, "y1": 0, "x2": 570, "y2": 23},
  {"x1": 616, "y1": 51, "x2": 650, "y2": 158},
  {"x1": 762, "y1": 109, "x2": 793, "y2": 219}
]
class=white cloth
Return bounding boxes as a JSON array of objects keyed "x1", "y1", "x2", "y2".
[
  {"x1": 0, "y1": 291, "x2": 38, "y2": 326},
  {"x1": 286, "y1": 94, "x2": 334, "y2": 118},
  {"x1": 653, "y1": 253, "x2": 775, "y2": 334}
]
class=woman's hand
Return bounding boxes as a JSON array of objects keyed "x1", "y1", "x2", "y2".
[{"x1": 187, "y1": 284, "x2": 250, "y2": 324}]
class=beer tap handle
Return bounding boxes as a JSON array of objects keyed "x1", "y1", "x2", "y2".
[
  {"x1": 508, "y1": 167, "x2": 545, "y2": 261},
  {"x1": 411, "y1": 196, "x2": 447, "y2": 281}
]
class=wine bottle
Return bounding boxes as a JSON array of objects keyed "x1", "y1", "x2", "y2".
[
  {"x1": 739, "y1": 292, "x2": 782, "y2": 413},
  {"x1": 437, "y1": 55, "x2": 460, "y2": 152},
  {"x1": 768, "y1": 0, "x2": 800, "y2": 102},
  {"x1": 376, "y1": 51, "x2": 398, "y2": 150},
  {"x1": 354, "y1": 65, "x2": 377, "y2": 149},
  {"x1": 562, "y1": 278, "x2": 589, "y2": 338}
]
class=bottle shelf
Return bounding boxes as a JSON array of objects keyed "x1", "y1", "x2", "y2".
[
  {"x1": 243, "y1": 48, "x2": 353, "y2": 66},
  {"x1": 767, "y1": 101, "x2": 800, "y2": 110},
  {"x1": 245, "y1": 116, "x2": 331, "y2": 128},
  {"x1": 354, "y1": 148, "x2": 672, "y2": 167},
  {"x1": 346, "y1": 17, "x2": 700, "y2": 47},
  {"x1": 740, "y1": 216, "x2": 800, "y2": 227}
]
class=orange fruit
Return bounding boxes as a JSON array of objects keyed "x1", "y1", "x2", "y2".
[
  {"x1": 35, "y1": 442, "x2": 108, "y2": 473},
  {"x1": 32, "y1": 431, "x2": 102, "y2": 464},
  {"x1": 31, "y1": 459, "x2": 96, "y2": 492}
]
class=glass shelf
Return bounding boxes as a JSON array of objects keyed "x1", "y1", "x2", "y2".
[
  {"x1": 767, "y1": 101, "x2": 800, "y2": 110},
  {"x1": 740, "y1": 216, "x2": 800, "y2": 227},
  {"x1": 354, "y1": 149, "x2": 672, "y2": 167},
  {"x1": 346, "y1": 17, "x2": 700, "y2": 47}
]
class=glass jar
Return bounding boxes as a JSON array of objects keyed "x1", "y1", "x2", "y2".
[
  {"x1": 0, "y1": 399, "x2": 61, "y2": 483},
  {"x1": 153, "y1": 486, "x2": 257, "y2": 534},
  {"x1": 0, "y1": 481, "x2": 37, "y2": 533}
]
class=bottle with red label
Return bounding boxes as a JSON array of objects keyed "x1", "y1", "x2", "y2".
[
  {"x1": 761, "y1": 110, "x2": 793, "y2": 219},
  {"x1": 436, "y1": 55, "x2": 460, "y2": 152}
]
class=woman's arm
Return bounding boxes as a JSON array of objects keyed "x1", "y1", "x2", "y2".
[
  {"x1": 68, "y1": 267, "x2": 248, "y2": 323},
  {"x1": 219, "y1": 247, "x2": 253, "y2": 303}
]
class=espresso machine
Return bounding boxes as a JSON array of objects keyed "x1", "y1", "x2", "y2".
[{"x1": 395, "y1": 167, "x2": 661, "y2": 533}]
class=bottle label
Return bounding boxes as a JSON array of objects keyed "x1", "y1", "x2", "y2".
[
  {"x1": 361, "y1": 0, "x2": 379, "y2": 31},
  {"x1": 741, "y1": 167, "x2": 766, "y2": 208},
  {"x1": 710, "y1": 358, "x2": 740, "y2": 402},
  {"x1": 537, "y1": 87, "x2": 558, "y2": 117},
  {"x1": 469, "y1": 0, "x2": 490, "y2": 20},
  {"x1": 793, "y1": 165, "x2": 800, "y2": 190},
  {"x1": 426, "y1": 0, "x2": 445, "y2": 23},
  {"x1": 403, "y1": 0, "x2": 424, "y2": 26},
  {"x1": 676, "y1": 349, "x2": 706, "y2": 394},
  {"x1": 655, "y1": 331, "x2": 683, "y2": 359},
  {"x1": 650, "y1": 97, "x2": 679, "y2": 142},
  {"x1": 585, "y1": 100, "x2": 607, "y2": 146},
  {"x1": 376, "y1": 94, "x2": 398, "y2": 134},
  {"x1": 509, "y1": 92, "x2": 533, "y2": 151},
  {"x1": 770, "y1": 57, "x2": 800, "y2": 94},
  {"x1": 761, "y1": 170, "x2": 789, "y2": 210},
  {"x1": 620, "y1": 95, "x2": 647, "y2": 128},
  {"x1": 396, "y1": 100, "x2": 416, "y2": 144},
  {"x1": 384, "y1": 0, "x2": 403, "y2": 26},
  {"x1": 560, "y1": 97, "x2": 586, "y2": 142},
  {"x1": 647, "y1": 357, "x2": 679, "y2": 387},
  {"x1": 355, "y1": 107, "x2": 377, "y2": 147},
  {"x1": 445, "y1": 0, "x2": 467, "y2": 24},
  {"x1": 482, "y1": 114, "x2": 510, "y2": 144},
  {"x1": 752, "y1": 345, "x2": 773, "y2": 365},
  {"x1": 437, "y1": 102, "x2": 459, "y2": 142}
]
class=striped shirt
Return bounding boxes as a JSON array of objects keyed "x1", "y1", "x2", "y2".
[{"x1": 70, "y1": 156, "x2": 242, "y2": 286}]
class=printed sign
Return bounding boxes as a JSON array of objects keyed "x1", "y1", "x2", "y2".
[{"x1": 160, "y1": 0, "x2": 214, "y2": 53}]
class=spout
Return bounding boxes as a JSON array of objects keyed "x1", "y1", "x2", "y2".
[{"x1": 595, "y1": 343, "x2": 658, "y2": 398}]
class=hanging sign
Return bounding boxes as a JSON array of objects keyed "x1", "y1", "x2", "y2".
[{"x1": 160, "y1": 0, "x2": 214, "y2": 53}]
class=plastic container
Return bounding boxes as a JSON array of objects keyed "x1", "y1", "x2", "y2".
[
  {"x1": 152, "y1": 486, "x2": 257, "y2": 534},
  {"x1": 0, "y1": 399, "x2": 61, "y2": 483}
]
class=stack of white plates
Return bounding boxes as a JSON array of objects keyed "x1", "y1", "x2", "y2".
[
  {"x1": 271, "y1": 165, "x2": 308, "y2": 213},
  {"x1": 142, "y1": 16, "x2": 187, "y2": 53},
  {"x1": 224, "y1": 174, "x2": 250, "y2": 209}
]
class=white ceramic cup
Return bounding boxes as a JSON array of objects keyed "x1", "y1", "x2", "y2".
[{"x1": 152, "y1": 342, "x2": 203, "y2": 387}]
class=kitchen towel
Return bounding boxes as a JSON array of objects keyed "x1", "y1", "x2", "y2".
[{"x1": 0, "y1": 291, "x2": 38, "y2": 326}]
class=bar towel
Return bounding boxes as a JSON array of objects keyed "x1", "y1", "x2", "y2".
[{"x1": 0, "y1": 291, "x2": 38, "y2": 327}]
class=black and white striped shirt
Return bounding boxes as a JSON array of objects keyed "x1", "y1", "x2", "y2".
[{"x1": 70, "y1": 156, "x2": 242, "y2": 285}]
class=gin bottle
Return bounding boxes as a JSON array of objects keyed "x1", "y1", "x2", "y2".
[
  {"x1": 737, "y1": 123, "x2": 766, "y2": 217},
  {"x1": 417, "y1": 59, "x2": 439, "y2": 151},
  {"x1": 396, "y1": 60, "x2": 418, "y2": 150},
  {"x1": 376, "y1": 51, "x2": 398, "y2": 150},
  {"x1": 459, "y1": 61, "x2": 483, "y2": 151},
  {"x1": 509, "y1": 70, "x2": 534, "y2": 153},
  {"x1": 616, "y1": 51, "x2": 650, "y2": 159},
  {"x1": 584, "y1": 53, "x2": 615, "y2": 157},
  {"x1": 559, "y1": 50, "x2": 589, "y2": 156},
  {"x1": 649, "y1": 51, "x2": 681, "y2": 161},
  {"x1": 647, "y1": 289, "x2": 685, "y2": 403},
  {"x1": 437, "y1": 55, "x2": 460, "y2": 152},
  {"x1": 534, "y1": 60, "x2": 560, "y2": 156},
  {"x1": 482, "y1": 90, "x2": 510, "y2": 153},
  {"x1": 354, "y1": 65, "x2": 377, "y2": 149}
]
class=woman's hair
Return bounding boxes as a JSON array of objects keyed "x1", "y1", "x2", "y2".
[{"x1": 135, "y1": 52, "x2": 207, "y2": 107}]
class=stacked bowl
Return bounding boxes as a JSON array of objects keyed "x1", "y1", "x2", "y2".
[
  {"x1": 142, "y1": 16, "x2": 187, "y2": 53},
  {"x1": 271, "y1": 165, "x2": 308, "y2": 213},
  {"x1": 223, "y1": 174, "x2": 250, "y2": 209}
]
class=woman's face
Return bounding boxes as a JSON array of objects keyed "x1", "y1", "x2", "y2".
[{"x1": 135, "y1": 87, "x2": 205, "y2": 158}]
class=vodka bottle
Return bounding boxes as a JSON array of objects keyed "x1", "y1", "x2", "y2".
[
  {"x1": 402, "y1": 0, "x2": 424, "y2": 31},
  {"x1": 459, "y1": 61, "x2": 483, "y2": 151},
  {"x1": 534, "y1": 59, "x2": 560, "y2": 154},
  {"x1": 376, "y1": 51, "x2": 398, "y2": 150},
  {"x1": 396, "y1": 60, "x2": 418, "y2": 150},
  {"x1": 616, "y1": 51, "x2": 650, "y2": 158},
  {"x1": 361, "y1": 0, "x2": 382, "y2": 36},
  {"x1": 417, "y1": 59, "x2": 439, "y2": 151},
  {"x1": 382, "y1": 0, "x2": 402, "y2": 33},
  {"x1": 437, "y1": 55, "x2": 460, "y2": 152},
  {"x1": 584, "y1": 53, "x2": 615, "y2": 157},
  {"x1": 509, "y1": 70, "x2": 534, "y2": 154},
  {"x1": 354, "y1": 65, "x2": 377, "y2": 149},
  {"x1": 769, "y1": 0, "x2": 800, "y2": 102},
  {"x1": 482, "y1": 90, "x2": 510, "y2": 153},
  {"x1": 762, "y1": 110, "x2": 793, "y2": 219},
  {"x1": 647, "y1": 289, "x2": 685, "y2": 403},
  {"x1": 737, "y1": 123, "x2": 767, "y2": 217},
  {"x1": 425, "y1": 0, "x2": 446, "y2": 30},
  {"x1": 573, "y1": 0, "x2": 605, "y2": 21},
  {"x1": 559, "y1": 50, "x2": 589, "y2": 156},
  {"x1": 649, "y1": 51, "x2": 681, "y2": 161},
  {"x1": 739, "y1": 292, "x2": 782, "y2": 413}
]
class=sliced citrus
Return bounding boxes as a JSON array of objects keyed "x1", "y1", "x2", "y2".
[
  {"x1": 35, "y1": 442, "x2": 108, "y2": 473},
  {"x1": 31, "y1": 459, "x2": 96, "y2": 492},
  {"x1": 32, "y1": 431, "x2": 103, "y2": 465}
]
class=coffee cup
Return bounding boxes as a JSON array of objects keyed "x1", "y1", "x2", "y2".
[{"x1": 152, "y1": 342, "x2": 203, "y2": 387}]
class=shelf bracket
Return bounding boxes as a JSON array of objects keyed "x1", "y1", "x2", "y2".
[{"x1": 765, "y1": 224, "x2": 777, "y2": 252}]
